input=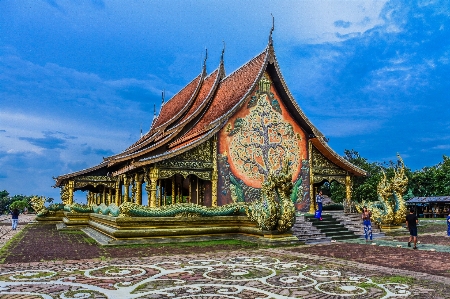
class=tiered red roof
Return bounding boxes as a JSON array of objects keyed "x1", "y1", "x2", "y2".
[{"x1": 55, "y1": 40, "x2": 366, "y2": 186}]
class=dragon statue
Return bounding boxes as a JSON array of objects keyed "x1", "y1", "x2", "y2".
[
  {"x1": 245, "y1": 159, "x2": 296, "y2": 233},
  {"x1": 30, "y1": 196, "x2": 48, "y2": 217},
  {"x1": 356, "y1": 154, "x2": 408, "y2": 226}
]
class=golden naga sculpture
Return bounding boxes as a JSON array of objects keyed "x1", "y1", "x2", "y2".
[
  {"x1": 356, "y1": 154, "x2": 408, "y2": 226},
  {"x1": 30, "y1": 196, "x2": 48, "y2": 217},
  {"x1": 246, "y1": 159, "x2": 296, "y2": 233}
]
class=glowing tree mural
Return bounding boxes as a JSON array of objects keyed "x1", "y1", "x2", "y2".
[{"x1": 227, "y1": 76, "x2": 302, "y2": 185}]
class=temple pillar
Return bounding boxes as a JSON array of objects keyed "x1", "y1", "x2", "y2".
[
  {"x1": 188, "y1": 175, "x2": 192, "y2": 204},
  {"x1": 115, "y1": 181, "x2": 121, "y2": 206},
  {"x1": 172, "y1": 176, "x2": 175, "y2": 205},
  {"x1": 149, "y1": 167, "x2": 159, "y2": 207},
  {"x1": 345, "y1": 175, "x2": 352, "y2": 213},
  {"x1": 158, "y1": 179, "x2": 161, "y2": 207},
  {"x1": 102, "y1": 187, "x2": 106, "y2": 205},
  {"x1": 68, "y1": 180, "x2": 74, "y2": 205},
  {"x1": 308, "y1": 140, "x2": 316, "y2": 214},
  {"x1": 135, "y1": 173, "x2": 143, "y2": 205},
  {"x1": 211, "y1": 135, "x2": 218, "y2": 207},
  {"x1": 211, "y1": 171, "x2": 218, "y2": 207},
  {"x1": 123, "y1": 175, "x2": 130, "y2": 202}
]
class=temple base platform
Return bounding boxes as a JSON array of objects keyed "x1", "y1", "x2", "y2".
[
  {"x1": 54, "y1": 212, "x2": 300, "y2": 246},
  {"x1": 35, "y1": 210, "x2": 65, "y2": 222}
]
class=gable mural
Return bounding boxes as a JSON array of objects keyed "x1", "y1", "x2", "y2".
[{"x1": 218, "y1": 73, "x2": 309, "y2": 207}]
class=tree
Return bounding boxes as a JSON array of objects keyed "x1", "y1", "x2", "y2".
[
  {"x1": 409, "y1": 155, "x2": 450, "y2": 196},
  {"x1": 343, "y1": 149, "x2": 386, "y2": 203},
  {"x1": 228, "y1": 89, "x2": 302, "y2": 183},
  {"x1": 0, "y1": 190, "x2": 13, "y2": 214}
]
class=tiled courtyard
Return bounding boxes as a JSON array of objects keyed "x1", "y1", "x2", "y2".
[{"x1": 0, "y1": 215, "x2": 449, "y2": 298}]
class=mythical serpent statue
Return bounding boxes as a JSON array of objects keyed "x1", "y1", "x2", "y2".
[
  {"x1": 30, "y1": 196, "x2": 48, "y2": 217},
  {"x1": 356, "y1": 154, "x2": 408, "y2": 226},
  {"x1": 119, "y1": 202, "x2": 243, "y2": 217},
  {"x1": 246, "y1": 159, "x2": 296, "y2": 233}
]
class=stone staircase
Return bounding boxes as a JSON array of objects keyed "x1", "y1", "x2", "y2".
[
  {"x1": 325, "y1": 211, "x2": 385, "y2": 239},
  {"x1": 291, "y1": 214, "x2": 331, "y2": 244},
  {"x1": 303, "y1": 214, "x2": 359, "y2": 241}
]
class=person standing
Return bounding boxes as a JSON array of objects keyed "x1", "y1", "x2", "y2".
[
  {"x1": 315, "y1": 190, "x2": 323, "y2": 221},
  {"x1": 11, "y1": 208, "x2": 19, "y2": 230},
  {"x1": 361, "y1": 206, "x2": 372, "y2": 242},
  {"x1": 447, "y1": 211, "x2": 450, "y2": 237},
  {"x1": 406, "y1": 207, "x2": 419, "y2": 249}
]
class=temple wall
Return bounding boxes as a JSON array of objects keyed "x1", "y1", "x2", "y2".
[{"x1": 217, "y1": 73, "x2": 310, "y2": 210}]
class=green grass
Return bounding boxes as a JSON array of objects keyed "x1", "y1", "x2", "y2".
[
  {"x1": 60, "y1": 230, "x2": 86, "y2": 234},
  {"x1": 373, "y1": 275, "x2": 416, "y2": 285}
]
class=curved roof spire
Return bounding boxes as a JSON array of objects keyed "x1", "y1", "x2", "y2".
[
  {"x1": 269, "y1": 13, "x2": 274, "y2": 45},
  {"x1": 202, "y1": 48, "x2": 208, "y2": 73},
  {"x1": 221, "y1": 41, "x2": 225, "y2": 62}
]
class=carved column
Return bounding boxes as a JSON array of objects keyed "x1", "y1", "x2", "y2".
[
  {"x1": 135, "y1": 173, "x2": 143, "y2": 206},
  {"x1": 308, "y1": 140, "x2": 315, "y2": 214},
  {"x1": 115, "y1": 180, "x2": 121, "y2": 206},
  {"x1": 211, "y1": 135, "x2": 218, "y2": 207},
  {"x1": 102, "y1": 187, "x2": 106, "y2": 205},
  {"x1": 108, "y1": 188, "x2": 112, "y2": 205},
  {"x1": 188, "y1": 175, "x2": 192, "y2": 204},
  {"x1": 123, "y1": 175, "x2": 130, "y2": 202},
  {"x1": 68, "y1": 180, "x2": 74, "y2": 205},
  {"x1": 157, "y1": 179, "x2": 161, "y2": 207},
  {"x1": 149, "y1": 167, "x2": 159, "y2": 207},
  {"x1": 345, "y1": 175, "x2": 352, "y2": 213},
  {"x1": 172, "y1": 176, "x2": 175, "y2": 205}
]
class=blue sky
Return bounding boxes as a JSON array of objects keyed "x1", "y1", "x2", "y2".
[{"x1": 1, "y1": 0, "x2": 449, "y2": 200}]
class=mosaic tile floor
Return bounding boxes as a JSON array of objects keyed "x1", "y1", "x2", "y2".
[
  {"x1": 0, "y1": 250, "x2": 434, "y2": 299},
  {"x1": 1, "y1": 218, "x2": 449, "y2": 298}
]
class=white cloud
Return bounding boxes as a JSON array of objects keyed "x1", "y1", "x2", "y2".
[
  {"x1": 274, "y1": 0, "x2": 387, "y2": 43},
  {"x1": 314, "y1": 117, "x2": 383, "y2": 138}
]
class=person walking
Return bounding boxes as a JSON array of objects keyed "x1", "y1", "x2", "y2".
[
  {"x1": 406, "y1": 207, "x2": 419, "y2": 249},
  {"x1": 447, "y1": 211, "x2": 450, "y2": 237},
  {"x1": 315, "y1": 190, "x2": 324, "y2": 221},
  {"x1": 361, "y1": 206, "x2": 372, "y2": 242},
  {"x1": 11, "y1": 208, "x2": 19, "y2": 230}
]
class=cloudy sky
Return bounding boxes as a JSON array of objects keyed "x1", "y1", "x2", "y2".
[{"x1": 1, "y1": 0, "x2": 449, "y2": 200}]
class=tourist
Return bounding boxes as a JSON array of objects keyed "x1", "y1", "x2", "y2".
[
  {"x1": 406, "y1": 207, "x2": 419, "y2": 249},
  {"x1": 447, "y1": 211, "x2": 450, "y2": 237},
  {"x1": 11, "y1": 208, "x2": 19, "y2": 230},
  {"x1": 315, "y1": 190, "x2": 323, "y2": 221},
  {"x1": 361, "y1": 206, "x2": 372, "y2": 242}
]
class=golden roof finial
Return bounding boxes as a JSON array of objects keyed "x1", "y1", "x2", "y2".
[
  {"x1": 203, "y1": 48, "x2": 208, "y2": 71},
  {"x1": 221, "y1": 41, "x2": 225, "y2": 62},
  {"x1": 269, "y1": 13, "x2": 275, "y2": 44}
]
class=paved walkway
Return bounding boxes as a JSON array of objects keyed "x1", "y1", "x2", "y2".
[
  {"x1": 0, "y1": 218, "x2": 448, "y2": 298},
  {"x1": 0, "y1": 214, "x2": 36, "y2": 248},
  {"x1": 342, "y1": 237, "x2": 450, "y2": 253}
]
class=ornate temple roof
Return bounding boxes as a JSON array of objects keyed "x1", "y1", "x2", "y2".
[{"x1": 54, "y1": 39, "x2": 366, "y2": 187}]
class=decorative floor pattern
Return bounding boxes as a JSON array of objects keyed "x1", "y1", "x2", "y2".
[{"x1": 0, "y1": 253, "x2": 413, "y2": 299}]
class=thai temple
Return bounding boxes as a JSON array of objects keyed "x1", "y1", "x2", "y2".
[{"x1": 54, "y1": 34, "x2": 366, "y2": 217}]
